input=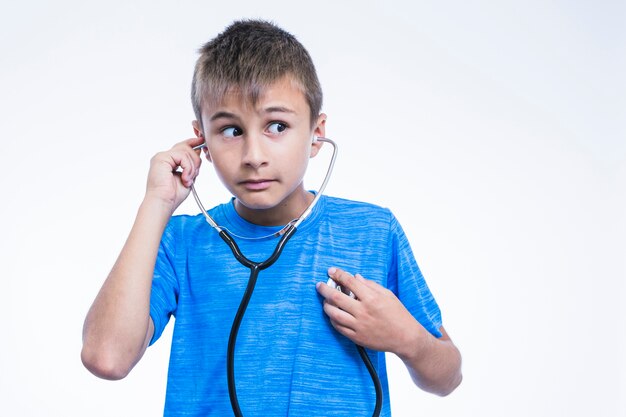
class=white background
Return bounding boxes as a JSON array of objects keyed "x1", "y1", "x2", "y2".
[{"x1": 1, "y1": 1, "x2": 624, "y2": 416}]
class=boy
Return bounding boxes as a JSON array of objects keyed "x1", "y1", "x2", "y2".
[{"x1": 81, "y1": 19, "x2": 462, "y2": 416}]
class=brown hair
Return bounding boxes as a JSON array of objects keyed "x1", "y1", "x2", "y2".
[{"x1": 191, "y1": 19, "x2": 323, "y2": 128}]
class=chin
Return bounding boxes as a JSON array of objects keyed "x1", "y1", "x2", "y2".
[{"x1": 236, "y1": 194, "x2": 281, "y2": 211}]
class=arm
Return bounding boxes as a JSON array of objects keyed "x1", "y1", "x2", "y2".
[
  {"x1": 81, "y1": 137, "x2": 204, "y2": 380},
  {"x1": 397, "y1": 325, "x2": 462, "y2": 396},
  {"x1": 316, "y1": 267, "x2": 462, "y2": 396}
]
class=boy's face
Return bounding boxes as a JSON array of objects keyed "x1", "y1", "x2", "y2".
[{"x1": 193, "y1": 76, "x2": 326, "y2": 226}]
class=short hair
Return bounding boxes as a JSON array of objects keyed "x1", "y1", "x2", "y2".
[{"x1": 191, "y1": 19, "x2": 323, "y2": 128}]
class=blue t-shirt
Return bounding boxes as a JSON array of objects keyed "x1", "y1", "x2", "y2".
[{"x1": 150, "y1": 195, "x2": 442, "y2": 416}]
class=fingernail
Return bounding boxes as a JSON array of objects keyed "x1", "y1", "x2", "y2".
[{"x1": 328, "y1": 267, "x2": 336, "y2": 275}]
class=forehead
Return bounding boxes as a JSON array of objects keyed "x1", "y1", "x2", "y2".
[{"x1": 201, "y1": 76, "x2": 309, "y2": 118}]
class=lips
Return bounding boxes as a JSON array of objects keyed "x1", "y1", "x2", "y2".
[{"x1": 239, "y1": 178, "x2": 275, "y2": 191}]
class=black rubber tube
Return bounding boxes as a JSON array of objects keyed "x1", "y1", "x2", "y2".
[{"x1": 221, "y1": 227, "x2": 382, "y2": 417}]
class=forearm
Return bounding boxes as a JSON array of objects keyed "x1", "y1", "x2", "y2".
[
  {"x1": 397, "y1": 325, "x2": 462, "y2": 396},
  {"x1": 81, "y1": 197, "x2": 173, "y2": 379}
]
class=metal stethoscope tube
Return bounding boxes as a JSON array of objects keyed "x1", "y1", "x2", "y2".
[{"x1": 190, "y1": 137, "x2": 382, "y2": 417}]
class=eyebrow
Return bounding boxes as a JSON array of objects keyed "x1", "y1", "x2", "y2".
[
  {"x1": 263, "y1": 106, "x2": 296, "y2": 115},
  {"x1": 209, "y1": 111, "x2": 237, "y2": 122},
  {"x1": 209, "y1": 106, "x2": 296, "y2": 122}
]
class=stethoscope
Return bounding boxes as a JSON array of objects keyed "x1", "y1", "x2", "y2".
[{"x1": 190, "y1": 137, "x2": 382, "y2": 417}]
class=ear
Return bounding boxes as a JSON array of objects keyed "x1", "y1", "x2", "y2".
[
  {"x1": 309, "y1": 113, "x2": 327, "y2": 158},
  {"x1": 191, "y1": 120, "x2": 212, "y2": 162},
  {"x1": 192, "y1": 119, "x2": 203, "y2": 138}
]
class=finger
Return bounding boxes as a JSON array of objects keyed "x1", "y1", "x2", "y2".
[
  {"x1": 182, "y1": 153, "x2": 197, "y2": 186},
  {"x1": 173, "y1": 137, "x2": 204, "y2": 149},
  {"x1": 152, "y1": 150, "x2": 189, "y2": 175},
  {"x1": 315, "y1": 282, "x2": 354, "y2": 305},
  {"x1": 328, "y1": 321, "x2": 358, "y2": 341},
  {"x1": 173, "y1": 139, "x2": 204, "y2": 168},
  {"x1": 327, "y1": 267, "x2": 366, "y2": 300},
  {"x1": 315, "y1": 280, "x2": 345, "y2": 304},
  {"x1": 186, "y1": 152, "x2": 203, "y2": 186},
  {"x1": 187, "y1": 137, "x2": 207, "y2": 156},
  {"x1": 171, "y1": 138, "x2": 205, "y2": 166},
  {"x1": 168, "y1": 150, "x2": 197, "y2": 187},
  {"x1": 355, "y1": 273, "x2": 381, "y2": 292},
  {"x1": 186, "y1": 136, "x2": 205, "y2": 148},
  {"x1": 316, "y1": 281, "x2": 359, "y2": 314},
  {"x1": 322, "y1": 300, "x2": 357, "y2": 329}
]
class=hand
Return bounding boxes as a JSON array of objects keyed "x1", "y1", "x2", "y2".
[
  {"x1": 145, "y1": 137, "x2": 205, "y2": 211},
  {"x1": 316, "y1": 267, "x2": 426, "y2": 357}
]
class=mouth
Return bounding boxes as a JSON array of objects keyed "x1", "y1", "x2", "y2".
[{"x1": 239, "y1": 178, "x2": 275, "y2": 191}]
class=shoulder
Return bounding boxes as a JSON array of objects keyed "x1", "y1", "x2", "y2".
[
  {"x1": 166, "y1": 212, "x2": 206, "y2": 231},
  {"x1": 323, "y1": 195, "x2": 393, "y2": 219},
  {"x1": 162, "y1": 212, "x2": 209, "y2": 244},
  {"x1": 321, "y1": 195, "x2": 400, "y2": 236}
]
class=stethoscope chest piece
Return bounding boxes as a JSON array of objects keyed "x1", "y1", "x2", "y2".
[{"x1": 326, "y1": 277, "x2": 356, "y2": 299}]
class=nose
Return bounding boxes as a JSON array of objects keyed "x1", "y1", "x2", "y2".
[{"x1": 241, "y1": 133, "x2": 269, "y2": 169}]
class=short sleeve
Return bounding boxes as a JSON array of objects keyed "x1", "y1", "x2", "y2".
[
  {"x1": 387, "y1": 214, "x2": 443, "y2": 338},
  {"x1": 149, "y1": 220, "x2": 180, "y2": 345}
]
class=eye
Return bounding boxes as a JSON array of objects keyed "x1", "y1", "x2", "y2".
[
  {"x1": 222, "y1": 126, "x2": 243, "y2": 138},
  {"x1": 267, "y1": 122, "x2": 287, "y2": 135}
]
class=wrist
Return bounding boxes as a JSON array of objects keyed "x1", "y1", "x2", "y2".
[
  {"x1": 140, "y1": 194, "x2": 177, "y2": 218},
  {"x1": 395, "y1": 319, "x2": 433, "y2": 364}
]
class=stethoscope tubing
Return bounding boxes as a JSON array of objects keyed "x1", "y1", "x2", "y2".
[
  {"x1": 221, "y1": 224, "x2": 381, "y2": 417},
  {"x1": 220, "y1": 226, "x2": 297, "y2": 417},
  {"x1": 190, "y1": 137, "x2": 382, "y2": 417}
]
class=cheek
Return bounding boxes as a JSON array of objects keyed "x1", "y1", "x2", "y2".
[
  {"x1": 293, "y1": 144, "x2": 313, "y2": 169},
  {"x1": 294, "y1": 139, "x2": 315, "y2": 160},
  {"x1": 209, "y1": 156, "x2": 235, "y2": 184},
  {"x1": 293, "y1": 149, "x2": 312, "y2": 180}
]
